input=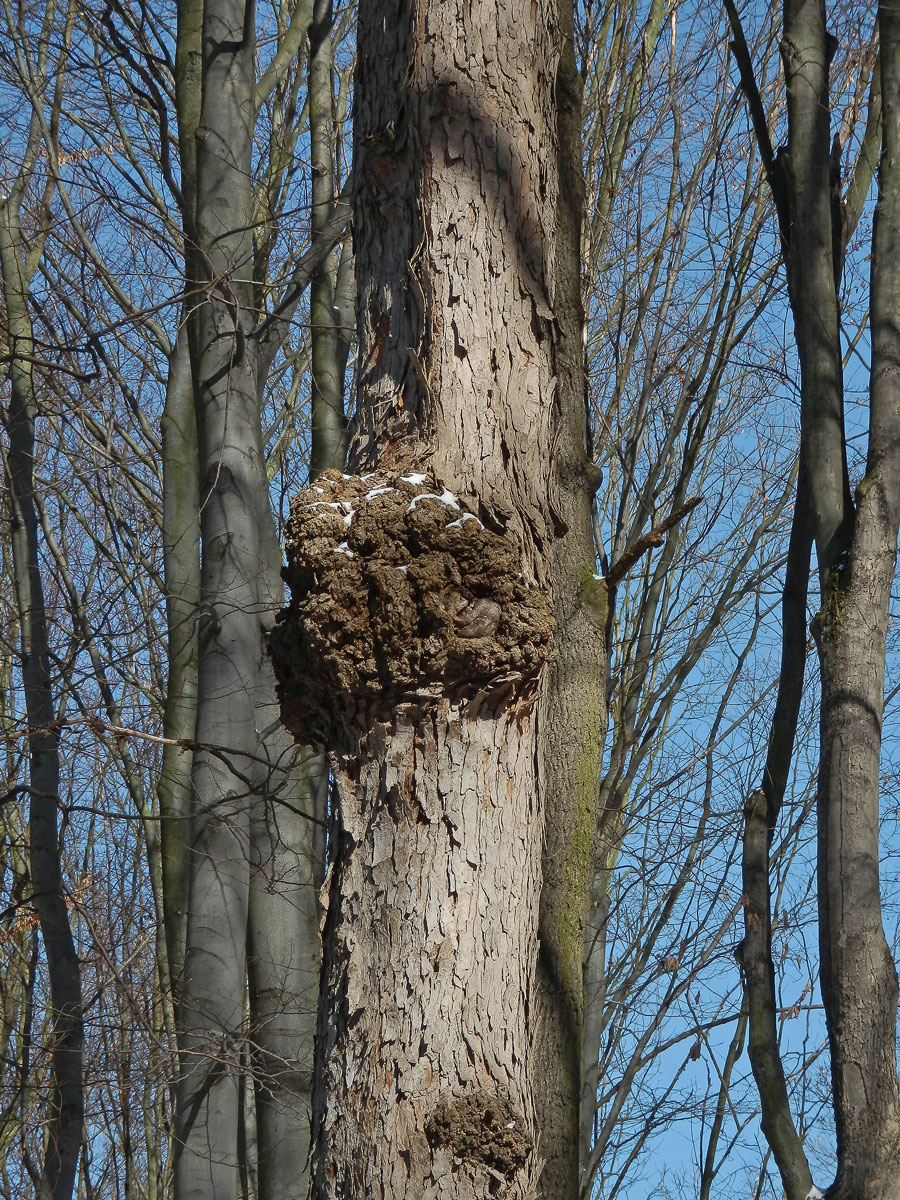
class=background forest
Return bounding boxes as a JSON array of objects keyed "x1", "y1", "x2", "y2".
[{"x1": 0, "y1": 0, "x2": 895, "y2": 1198}]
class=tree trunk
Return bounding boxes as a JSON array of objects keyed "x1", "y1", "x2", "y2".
[
  {"x1": 272, "y1": 0, "x2": 591, "y2": 1195},
  {"x1": 785, "y1": 5, "x2": 900, "y2": 1194},
  {"x1": 159, "y1": 327, "x2": 199, "y2": 1016},
  {"x1": 534, "y1": 6, "x2": 608, "y2": 1196},
  {"x1": 730, "y1": 3, "x2": 900, "y2": 1195},
  {"x1": 811, "y1": 10, "x2": 900, "y2": 1190},
  {"x1": 314, "y1": 710, "x2": 545, "y2": 1197},
  {"x1": 740, "y1": 468, "x2": 814, "y2": 1200},
  {"x1": 814, "y1": 510, "x2": 900, "y2": 1199},
  {"x1": 246, "y1": 713, "x2": 320, "y2": 1200},
  {"x1": 0, "y1": 194, "x2": 84, "y2": 1200},
  {"x1": 174, "y1": 5, "x2": 323, "y2": 1197},
  {"x1": 161, "y1": 0, "x2": 203, "y2": 1023},
  {"x1": 174, "y1": 2, "x2": 269, "y2": 1194},
  {"x1": 308, "y1": 0, "x2": 348, "y2": 477}
]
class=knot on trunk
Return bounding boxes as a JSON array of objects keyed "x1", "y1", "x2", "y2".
[
  {"x1": 425, "y1": 1089, "x2": 532, "y2": 1181},
  {"x1": 270, "y1": 468, "x2": 553, "y2": 745}
]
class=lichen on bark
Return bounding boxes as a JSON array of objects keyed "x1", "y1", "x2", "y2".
[{"x1": 271, "y1": 468, "x2": 554, "y2": 747}]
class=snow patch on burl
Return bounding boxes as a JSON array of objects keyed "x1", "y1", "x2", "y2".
[
  {"x1": 406, "y1": 488, "x2": 461, "y2": 512},
  {"x1": 270, "y1": 467, "x2": 553, "y2": 746}
]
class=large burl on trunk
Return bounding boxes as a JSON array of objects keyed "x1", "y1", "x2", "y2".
[
  {"x1": 272, "y1": 0, "x2": 604, "y2": 1194},
  {"x1": 272, "y1": 471, "x2": 554, "y2": 1197}
]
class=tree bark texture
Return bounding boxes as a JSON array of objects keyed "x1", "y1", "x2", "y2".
[
  {"x1": 348, "y1": 0, "x2": 559, "y2": 573},
  {"x1": 813, "y1": 523, "x2": 900, "y2": 1200},
  {"x1": 272, "y1": 0, "x2": 596, "y2": 1195},
  {"x1": 318, "y1": 711, "x2": 544, "y2": 1197}
]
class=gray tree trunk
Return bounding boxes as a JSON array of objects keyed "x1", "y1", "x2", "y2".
[
  {"x1": 247, "y1": 3, "x2": 346, "y2": 1192},
  {"x1": 0, "y1": 190, "x2": 84, "y2": 1200},
  {"x1": 730, "y1": 3, "x2": 900, "y2": 1195},
  {"x1": 173, "y1": 0, "x2": 261, "y2": 1173},
  {"x1": 160, "y1": 0, "x2": 203, "y2": 1025},
  {"x1": 173, "y1": 4, "x2": 323, "y2": 1197},
  {"x1": 159, "y1": 327, "x2": 199, "y2": 1016},
  {"x1": 273, "y1": 0, "x2": 600, "y2": 1195},
  {"x1": 740, "y1": 468, "x2": 814, "y2": 1200},
  {"x1": 783, "y1": 6, "x2": 900, "y2": 1195}
]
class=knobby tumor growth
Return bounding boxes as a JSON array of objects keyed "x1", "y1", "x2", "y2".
[
  {"x1": 270, "y1": 469, "x2": 553, "y2": 747},
  {"x1": 425, "y1": 1089, "x2": 533, "y2": 1181}
]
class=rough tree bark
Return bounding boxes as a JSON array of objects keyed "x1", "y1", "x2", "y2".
[
  {"x1": 728, "y1": 2, "x2": 900, "y2": 1196},
  {"x1": 272, "y1": 1, "x2": 604, "y2": 1196}
]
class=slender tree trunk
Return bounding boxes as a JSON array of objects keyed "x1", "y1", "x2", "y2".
[
  {"x1": 786, "y1": 6, "x2": 900, "y2": 1195},
  {"x1": 248, "y1": 5, "x2": 355, "y2": 1192},
  {"x1": 0, "y1": 197, "x2": 84, "y2": 1200},
  {"x1": 811, "y1": 11, "x2": 900, "y2": 1191},
  {"x1": 159, "y1": 327, "x2": 199, "y2": 1014},
  {"x1": 273, "y1": 0, "x2": 586, "y2": 1194},
  {"x1": 581, "y1": 839, "x2": 614, "y2": 1158},
  {"x1": 174, "y1": 3, "x2": 264, "y2": 1193},
  {"x1": 308, "y1": 0, "x2": 347, "y2": 477},
  {"x1": 162, "y1": 0, "x2": 203, "y2": 1020},
  {"x1": 740, "y1": 467, "x2": 813, "y2": 1200},
  {"x1": 730, "y1": 3, "x2": 900, "y2": 1195},
  {"x1": 780, "y1": 0, "x2": 852, "y2": 573},
  {"x1": 247, "y1": 676, "x2": 320, "y2": 1200},
  {"x1": 246, "y1": 9, "x2": 341, "y2": 1195},
  {"x1": 174, "y1": 4, "x2": 323, "y2": 1196},
  {"x1": 0, "y1": 13, "x2": 82, "y2": 1195},
  {"x1": 534, "y1": 5, "x2": 608, "y2": 1195}
]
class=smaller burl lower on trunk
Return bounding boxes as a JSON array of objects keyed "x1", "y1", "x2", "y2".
[{"x1": 271, "y1": 470, "x2": 554, "y2": 1197}]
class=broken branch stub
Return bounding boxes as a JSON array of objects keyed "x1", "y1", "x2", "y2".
[{"x1": 270, "y1": 469, "x2": 554, "y2": 746}]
